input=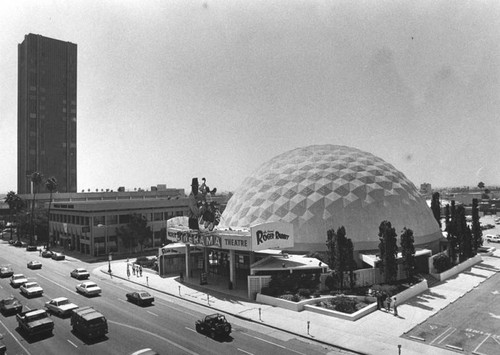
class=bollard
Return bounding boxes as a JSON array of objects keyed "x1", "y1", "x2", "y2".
[
  {"x1": 146, "y1": 276, "x2": 149, "y2": 286},
  {"x1": 398, "y1": 345, "x2": 401, "y2": 355},
  {"x1": 259, "y1": 308, "x2": 262, "y2": 321},
  {"x1": 207, "y1": 294, "x2": 210, "y2": 306},
  {"x1": 178, "y1": 285, "x2": 181, "y2": 296},
  {"x1": 307, "y1": 321, "x2": 310, "y2": 335}
]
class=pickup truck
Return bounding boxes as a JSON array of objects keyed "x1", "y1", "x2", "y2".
[{"x1": 16, "y1": 309, "x2": 54, "y2": 337}]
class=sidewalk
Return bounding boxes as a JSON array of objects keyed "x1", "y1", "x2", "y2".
[{"x1": 96, "y1": 251, "x2": 500, "y2": 355}]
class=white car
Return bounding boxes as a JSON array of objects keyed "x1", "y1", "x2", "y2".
[
  {"x1": 486, "y1": 234, "x2": 500, "y2": 243},
  {"x1": 20, "y1": 281, "x2": 43, "y2": 297},
  {"x1": 10, "y1": 274, "x2": 28, "y2": 288},
  {"x1": 70, "y1": 268, "x2": 90, "y2": 280},
  {"x1": 45, "y1": 297, "x2": 78, "y2": 316},
  {"x1": 76, "y1": 281, "x2": 102, "y2": 297}
]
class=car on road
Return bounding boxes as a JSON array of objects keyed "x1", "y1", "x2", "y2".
[
  {"x1": 26, "y1": 245, "x2": 38, "y2": 252},
  {"x1": 45, "y1": 297, "x2": 78, "y2": 317},
  {"x1": 13, "y1": 240, "x2": 26, "y2": 248},
  {"x1": 70, "y1": 268, "x2": 90, "y2": 280},
  {"x1": 27, "y1": 260, "x2": 42, "y2": 270},
  {"x1": 0, "y1": 297, "x2": 23, "y2": 315},
  {"x1": 20, "y1": 281, "x2": 43, "y2": 298},
  {"x1": 51, "y1": 252, "x2": 65, "y2": 260},
  {"x1": 485, "y1": 234, "x2": 500, "y2": 243},
  {"x1": 130, "y1": 349, "x2": 159, "y2": 355},
  {"x1": 478, "y1": 246, "x2": 496, "y2": 256},
  {"x1": 10, "y1": 274, "x2": 28, "y2": 288},
  {"x1": 195, "y1": 313, "x2": 232, "y2": 339},
  {"x1": 41, "y1": 250, "x2": 53, "y2": 258},
  {"x1": 126, "y1": 290, "x2": 155, "y2": 306},
  {"x1": 0, "y1": 266, "x2": 14, "y2": 278},
  {"x1": 76, "y1": 281, "x2": 102, "y2": 297}
]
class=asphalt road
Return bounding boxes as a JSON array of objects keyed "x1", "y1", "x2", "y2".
[{"x1": 0, "y1": 241, "x2": 354, "y2": 355}]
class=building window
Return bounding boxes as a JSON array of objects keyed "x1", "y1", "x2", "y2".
[
  {"x1": 107, "y1": 215, "x2": 118, "y2": 225},
  {"x1": 94, "y1": 216, "x2": 105, "y2": 226},
  {"x1": 153, "y1": 212, "x2": 162, "y2": 221},
  {"x1": 119, "y1": 215, "x2": 130, "y2": 224}
]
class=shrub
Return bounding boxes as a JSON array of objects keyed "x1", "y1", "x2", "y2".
[
  {"x1": 433, "y1": 253, "x2": 452, "y2": 273},
  {"x1": 298, "y1": 288, "x2": 311, "y2": 298},
  {"x1": 329, "y1": 296, "x2": 358, "y2": 314},
  {"x1": 278, "y1": 294, "x2": 295, "y2": 301}
]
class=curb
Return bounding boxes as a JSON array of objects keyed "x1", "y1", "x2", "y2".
[{"x1": 99, "y1": 269, "x2": 366, "y2": 355}]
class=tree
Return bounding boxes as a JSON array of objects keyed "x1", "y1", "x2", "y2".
[
  {"x1": 378, "y1": 221, "x2": 399, "y2": 284},
  {"x1": 430, "y1": 192, "x2": 441, "y2": 228},
  {"x1": 115, "y1": 213, "x2": 152, "y2": 254},
  {"x1": 400, "y1": 227, "x2": 416, "y2": 281},
  {"x1": 478, "y1": 181, "x2": 485, "y2": 189},
  {"x1": 471, "y1": 198, "x2": 482, "y2": 254},
  {"x1": 29, "y1": 171, "x2": 43, "y2": 245},
  {"x1": 456, "y1": 205, "x2": 472, "y2": 261},
  {"x1": 4, "y1": 191, "x2": 24, "y2": 241},
  {"x1": 326, "y1": 226, "x2": 355, "y2": 290},
  {"x1": 447, "y1": 200, "x2": 458, "y2": 265},
  {"x1": 45, "y1": 177, "x2": 58, "y2": 249}
]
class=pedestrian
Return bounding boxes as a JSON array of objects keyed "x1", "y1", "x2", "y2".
[
  {"x1": 139, "y1": 265, "x2": 143, "y2": 277},
  {"x1": 376, "y1": 293, "x2": 381, "y2": 310},
  {"x1": 132, "y1": 265, "x2": 136, "y2": 275},
  {"x1": 393, "y1": 297, "x2": 398, "y2": 317},
  {"x1": 385, "y1": 295, "x2": 391, "y2": 312},
  {"x1": 39, "y1": 248, "x2": 42, "y2": 256},
  {"x1": 136, "y1": 265, "x2": 139, "y2": 277},
  {"x1": 127, "y1": 266, "x2": 130, "y2": 279}
]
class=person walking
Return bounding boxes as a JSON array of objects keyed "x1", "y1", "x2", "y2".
[
  {"x1": 385, "y1": 295, "x2": 391, "y2": 312},
  {"x1": 127, "y1": 267, "x2": 131, "y2": 279},
  {"x1": 393, "y1": 297, "x2": 398, "y2": 316},
  {"x1": 139, "y1": 265, "x2": 143, "y2": 277},
  {"x1": 132, "y1": 265, "x2": 136, "y2": 276}
]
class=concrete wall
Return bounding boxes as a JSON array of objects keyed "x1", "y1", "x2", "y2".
[{"x1": 430, "y1": 255, "x2": 482, "y2": 282}]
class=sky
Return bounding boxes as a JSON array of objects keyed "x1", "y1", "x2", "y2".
[{"x1": 1, "y1": 0, "x2": 499, "y2": 195}]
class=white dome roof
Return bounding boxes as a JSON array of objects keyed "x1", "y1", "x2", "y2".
[{"x1": 219, "y1": 145, "x2": 442, "y2": 252}]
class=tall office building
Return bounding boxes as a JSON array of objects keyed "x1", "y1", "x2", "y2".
[{"x1": 18, "y1": 34, "x2": 77, "y2": 194}]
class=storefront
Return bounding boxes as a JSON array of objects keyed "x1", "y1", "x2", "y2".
[{"x1": 163, "y1": 221, "x2": 295, "y2": 288}]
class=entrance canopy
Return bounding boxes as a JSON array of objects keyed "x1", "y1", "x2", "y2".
[{"x1": 250, "y1": 254, "x2": 328, "y2": 275}]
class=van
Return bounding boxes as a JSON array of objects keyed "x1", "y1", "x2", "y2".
[{"x1": 71, "y1": 306, "x2": 108, "y2": 339}]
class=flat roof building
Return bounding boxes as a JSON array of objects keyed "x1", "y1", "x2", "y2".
[{"x1": 18, "y1": 34, "x2": 77, "y2": 194}]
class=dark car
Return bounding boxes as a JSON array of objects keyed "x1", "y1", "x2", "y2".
[
  {"x1": 26, "y1": 245, "x2": 38, "y2": 252},
  {"x1": 41, "y1": 250, "x2": 53, "y2": 258},
  {"x1": 195, "y1": 313, "x2": 232, "y2": 339},
  {"x1": 0, "y1": 266, "x2": 14, "y2": 278},
  {"x1": 126, "y1": 290, "x2": 154, "y2": 306},
  {"x1": 51, "y1": 252, "x2": 65, "y2": 261},
  {"x1": 0, "y1": 297, "x2": 23, "y2": 315},
  {"x1": 13, "y1": 241, "x2": 26, "y2": 248}
]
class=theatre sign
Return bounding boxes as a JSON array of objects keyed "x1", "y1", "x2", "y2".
[{"x1": 250, "y1": 221, "x2": 294, "y2": 251}]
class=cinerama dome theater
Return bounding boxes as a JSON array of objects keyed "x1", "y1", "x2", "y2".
[{"x1": 219, "y1": 145, "x2": 442, "y2": 253}]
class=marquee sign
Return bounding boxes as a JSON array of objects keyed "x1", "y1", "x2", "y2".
[
  {"x1": 167, "y1": 230, "x2": 222, "y2": 248},
  {"x1": 250, "y1": 221, "x2": 294, "y2": 251}
]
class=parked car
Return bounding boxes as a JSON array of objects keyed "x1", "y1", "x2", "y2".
[
  {"x1": 0, "y1": 296, "x2": 23, "y2": 315},
  {"x1": 26, "y1": 245, "x2": 38, "y2": 252},
  {"x1": 52, "y1": 252, "x2": 65, "y2": 260},
  {"x1": 76, "y1": 281, "x2": 102, "y2": 297},
  {"x1": 27, "y1": 261, "x2": 42, "y2": 270},
  {"x1": 478, "y1": 246, "x2": 496, "y2": 256},
  {"x1": 41, "y1": 250, "x2": 53, "y2": 258},
  {"x1": 0, "y1": 266, "x2": 14, "y2": 278},
  {"x1": 20, "y1": 281, "x2": 43, "y2": 298},
  {"x1": 126, "y1": 290, "x2": 154, "y2": 306},
  {"x1": 13, "y1": 241, "x2": 26, "y2": 248},
  {"x1": 195, "y1": 313, "x2": 232, "y2": 339},
  {"x1": 134, "y1": 256, "x2": 157, "y2": 268},
  {"x1": 70, "y1": 268, "x2": 90, "y2": 280},
  {"x1": 485, "y1": 234, "x2": 500, "y2": 243},
  {"x1": 10, "y1": 274, "x2": 28, "y2": 288},
  {"x1": 45, "y1": 297, "x2": 78, "y2": 317}
]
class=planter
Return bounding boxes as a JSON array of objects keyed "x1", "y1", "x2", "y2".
[
  {"x1": 430, "y1": 255, "x2": 482, "y2": 282},
  {"x1": 305, "y1": 296, "x2": 377, "y2": 321}
]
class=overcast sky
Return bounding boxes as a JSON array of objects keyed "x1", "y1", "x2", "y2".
[{"x1": 1, "y1": 0, "x2": 499, "y2": 195}]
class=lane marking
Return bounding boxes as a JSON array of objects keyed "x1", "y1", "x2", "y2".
[
  {"x1": 237, "y1": 348, "x2": 254, "y2": 355},
  {"x1": 109, "y1": 320, "x2": 199, "y2": 355},
  {"x1": 0, "y1": 318, "x2": 32, "y2": 355},
  {"x1": 147, "y1": 310, "x2": 158, "y2": 317},
  {"x1": 242, "y1": 333, "x2": 286, "y2": 349},
  {"x1": 185, "y1": 327, "x2": 197, "y2": 333},
  {"x1": 438, "y1": 328, "x2": 457, "y2": 345},
  {"x1": 430, "y1": 326, "x2": 453, "y2": 345},
  {"x1": 37, "y1": 273, "x2": 75, "y2": 293},
  {"x1": 155, "y1": 300, "x2": 199, "y2": 318},
  {"x1": 473, "y1": 334, "x2": 490, "y2": 354},
  {"x1": 67, "y1": 339, "x2": 78, "y2": 348}
]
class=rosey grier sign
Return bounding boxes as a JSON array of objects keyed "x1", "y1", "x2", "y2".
[{"x1": 250, "y1": 221, "x2": 294, "y2": 251}]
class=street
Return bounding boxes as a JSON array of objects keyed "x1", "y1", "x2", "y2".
[{"x1": 0, "y1": 241, "x2": 351, "y2": 355}]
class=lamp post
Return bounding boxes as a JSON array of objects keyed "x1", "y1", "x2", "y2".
[{"x1": 108, "y1": 252, "x2": 112, "y2": 273}]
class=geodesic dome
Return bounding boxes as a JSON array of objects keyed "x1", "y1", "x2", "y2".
[{"x1": 219, "y1": 145, "x2": 442, "y2": 252}]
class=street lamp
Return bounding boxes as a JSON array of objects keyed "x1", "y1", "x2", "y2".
[{"x1": 108, "y1": 252, "x2": 112, "y2": 274}]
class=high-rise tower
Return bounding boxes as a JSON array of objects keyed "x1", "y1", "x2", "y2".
[{"x1": 18, "y1": 34, "x2": 77, "y2": 194}]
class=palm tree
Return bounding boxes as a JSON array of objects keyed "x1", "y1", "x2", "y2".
[
  {"x1": 45, "y1": 177, "x2": 58, "y2": 249},
  {"x1": 29, "y1": 172, "x2": 43, "y2": 245}
]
